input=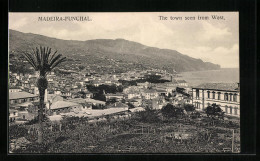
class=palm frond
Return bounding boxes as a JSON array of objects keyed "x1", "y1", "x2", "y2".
[
  {"x1": 48, "y1": 50, "x2": 58, "y2": 64},
  {"x1": 50, "y1": 57, "x2": 66, "y2": 70},
  {"x1": 21, "y1": 51, "x2": 38, "y2": 70},
  {"x1": 45, "y1": 47, "x2": 52, "y2": 65},
  {"x1": 49, "y1": 54, "x2": 63, "y2": 67},
  {"x1": 35, "y1": 47, "x2": 41, "y2": 69},
  {"x1": 22, "y1": 46, "x2": 66, "y2": 74},
  {"x1": 40, "y1": 46, "x2": 44, "y2": 68}
]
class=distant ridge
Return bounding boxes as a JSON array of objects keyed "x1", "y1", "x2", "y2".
[{"x1": 9, "y1": 29, "x2": 220, "y2": 73}]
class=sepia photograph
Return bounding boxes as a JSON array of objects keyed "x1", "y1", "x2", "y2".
[{"x1": 8, "y1": 12, "x2": 240, "y2": 153}]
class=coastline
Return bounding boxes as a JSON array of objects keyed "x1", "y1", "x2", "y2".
[{"x1": 176, "y1": 68, "x2": 239, "y2": 87}]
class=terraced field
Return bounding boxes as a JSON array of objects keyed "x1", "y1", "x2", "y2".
[{"x1": 9, "y1": 113, "x2": 240, "y2": 153}]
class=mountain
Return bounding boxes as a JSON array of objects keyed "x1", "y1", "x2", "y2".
[{"x1": 9, "y1": 29, "x2": 220, "y2": 73}]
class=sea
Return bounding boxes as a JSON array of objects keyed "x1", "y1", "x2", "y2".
[{"x1": 176, "y1": 68, "x2": 239, "y2": 87}]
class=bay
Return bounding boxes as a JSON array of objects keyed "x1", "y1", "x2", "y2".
[{"x1": 176, "y1": 68, "x2": 239, "y2": 87}]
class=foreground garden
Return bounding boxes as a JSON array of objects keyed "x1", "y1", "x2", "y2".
[{"x1": 9, "y1": 108, "x2": 240, "y2": 153}]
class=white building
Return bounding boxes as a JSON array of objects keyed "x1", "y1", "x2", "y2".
[{"x1": 192, "y1": 83, "x2": 240, "y2": 117}]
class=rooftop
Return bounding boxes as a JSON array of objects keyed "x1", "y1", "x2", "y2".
[
  {"x1": 129, "y1": 107, "x2": 145, "y2": 112},
  {"x1": 195, "y1": 83, "x2": 239, "y2": 91},
  {"x1": 50, "y1": 101, "x2": 80, "y2": 110},
  {"x1": 67, "y1": 98, "x2": 86, "y2": 104},
  {"x1": 63, "y1": 108, "x2": 128, "y2": 118},
  {"x1": 13, "y1": 102, "x2": 33, "y2": 107},
  {"x1": 9, "y1": 91, "x2": 38, "y2": 100}
]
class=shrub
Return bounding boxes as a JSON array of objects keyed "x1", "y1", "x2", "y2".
[
  {"x1": 190, "y1": 111, "x2": 201, "y2": 119},
  {"x1": 135, "y1": 109, "x2": 160, "y2": 123},
  {"x1": 13, "y1": 143, "x2": 49, "y2": 153},
  {"x1": 205, "y1": 103, "x2": 224, "y2": 119},
  {"x1": 55, "y1": 136, "x2": 68, "y2": 143},
  {"x1": 127, "y1": 102, "x2": 135, "y2": 109},
  {"x1": 184, "y1": 104, "x2": 195, "y2": 112},
  {"x1": 161, "y1": 103, "x2": 185, "y2": 118},
  {"x1": 25, "y1": 114, "x2": 49, "y2": 125},
  {"x1": 9, "y1": 125, "x2": 28, "y2": 139}
]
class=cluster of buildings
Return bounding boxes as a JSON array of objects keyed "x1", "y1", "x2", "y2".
[{"x1": 9, "y1": 69, "x2": 240, "y2": 124}]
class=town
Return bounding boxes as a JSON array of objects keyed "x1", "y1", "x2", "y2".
[{"x1": 9, "y1": 64, "x2": 240, "y2": 153}]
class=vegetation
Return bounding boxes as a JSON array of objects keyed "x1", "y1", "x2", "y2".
[
  {"x1": 78, "y1": 65, "x2": 85, "y2": 71},
  {"x1": 184, "y1": 104, "x2": 195, "y2": 112},
  {"x1": 119, "y1": 80, "x2": 137, "y2": 86},
  {"x1": 9, "y1": 125, "x2": 28, "y2": 139},
  {"x1": 119, "y1": 74, "x2": 170, "y2": 87},
  {"x1": 135, "y1": 109, "x2": 160, "y2": 123},
  {"x1": 24, "y1": 114, "x2": 49, "y2": 125},
  {"x1": 86, "y1": 84, "x2": 123, "y2": 101},
  {"x1": 9, "y1": 110, "x2": 240, "y2": 153},
  {"x1": 127, "y1": 102, "x2": 135, "y2": 109},
  {"x1": 21, "y1": 46, "x2": 66, "y2": 143},
  {"x1": 161, "y1": 104, "x2": 185, "y2": 118},
  {"x1": 176, "y1": 87, "x2": 190, "y2": 97},
  {"x1": 9, "y1": 63, "x2": 35, "y2": 74},
  {"x1": 205, "y1": 103, "x2": 225, "y2": 119},
  {"x1": 87, "y1": 84, "x2": 123, "y2": 94},
  {"x1": 106, "y1": 98, "x2": 117, "y2": 105}
]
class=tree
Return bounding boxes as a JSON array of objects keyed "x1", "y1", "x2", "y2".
[
  {"x1": 135, "y1": 108, "x2": 160, "y2": 123},
  {"x1": 183, "y1": 104, "x2": 195, "y2": 112},
  {"x1": 183, "y1": 104, "x2": 201, "y2": 119},
  {"x1": 127, "y1": 102, "x2": 135, "y2": 109},
  {"x1": 205, "y1": 103, "x2": 225, "y2": 119},
  {"x1": 161, "y1": 103, "x2": 185, "y2": 118},
  {"x1": 9, "y1": 125, "x2": 28, "y2": 139},
  {"x1": 22, "y1": 46, "x2": 66, "y2": 143},
  {"x1": 106, "y1": 98, "x2": 117, "y2": 105},
  {"x1": 77, "y1": 91, "x2": 86, "y2": 98},
  {"x1": 78, "y1": 65, "x2": 85, "y2": 71},
  {"x1": 176, "y1": 87, "x2": 190, "y2": 97}
]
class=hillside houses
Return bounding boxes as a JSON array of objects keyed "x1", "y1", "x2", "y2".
[
  {"x1": 125, "y1": 98, "x2": 142, "y2": 107},
  {"x1": 9, "y1": 109, "x2": 19, "y2": 122},
  {"x1": 151, "y1": 96, "x2": 167, "y2": 110},
  {"x1": 141, "y1": 89, "x2": 159, "y2": 100},
  {"x1": 9, "y1": 91, "x2": 38, "y2": 106},
  {"x1": 9, "y1": 87, "x2": 21, "y2": 93},
  {"x1": 137, "y1": 82, "x2": 151, "y2": 89},
  {"x1": 105, "y1": 93, "x2": 124, "y2": 101},
  {"x1": 9, "y1": 66, "x2": 198, "y2": 124},
  {"x1": 49, "y1": 101, "x2": 82, "y2": 115}
]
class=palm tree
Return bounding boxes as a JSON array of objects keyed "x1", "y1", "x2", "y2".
[{"x1": 22, "y1": 46, "x2": 66, "y2": 143}]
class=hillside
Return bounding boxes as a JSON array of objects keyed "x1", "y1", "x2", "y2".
[{"x1": 9, "y1": 29, "x2": 220, "y2": 73}]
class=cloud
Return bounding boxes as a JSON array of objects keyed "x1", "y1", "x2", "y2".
[
  {"x1": 212, "y1": 44, "x2": 239, "y2": 55},
  {"x1": 8, "y1": 12, "x2": 239, "y2": 68},
  {"x1": 9, "y1": 17, "x2": 28, "y2": 29},
  {"x1": 177, "y1": 44, "x2": 239, "y2": 68},
  {"x1": 200, "y1": 22, "x2": 232, "y2": 41}
]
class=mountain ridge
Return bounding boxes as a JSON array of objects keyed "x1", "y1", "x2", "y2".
[{"x1": 9, "y1": 29, "x2": 220, "y2": 73}]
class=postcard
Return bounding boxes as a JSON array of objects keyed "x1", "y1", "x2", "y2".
[{"x1": 8, "y1": 12, "x2": 240, "y2": 153}]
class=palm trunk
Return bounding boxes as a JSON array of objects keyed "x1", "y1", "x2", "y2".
[
  {"x1": 37, "y1": 72, "x2": 48, "y2": 144},
  {"x1": 37, "y1": 87, "x2": 45, "y2": 143}
]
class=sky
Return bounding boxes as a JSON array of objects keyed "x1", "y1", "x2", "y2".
[{"x1": 9, "y1": 12, "x2": 239, "y2": 68}]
